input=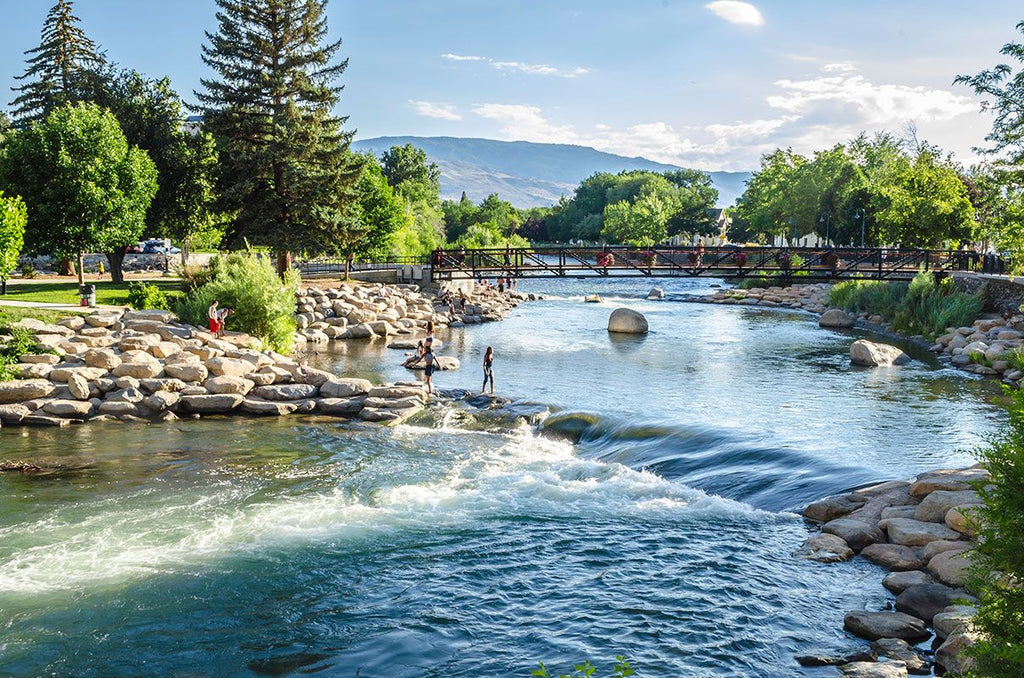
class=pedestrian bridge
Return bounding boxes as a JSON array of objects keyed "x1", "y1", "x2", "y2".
[{"x1": 429, "y1": 245, "x2": 983, "y2": 283}]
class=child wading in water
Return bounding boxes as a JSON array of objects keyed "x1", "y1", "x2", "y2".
[
  {"x1": 421, "y1": 346, "x2": 436, "y2": 394},
  {"x1": 482, "y1": 346, "x2": 494, "y2": 394}
]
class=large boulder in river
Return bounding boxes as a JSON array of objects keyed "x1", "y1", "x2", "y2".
[
  {"x1": 843, "y1": 610, "x2": 930, "y2": 642},
  {"x1": 822, "y1": 518, "x2": 884, "y2": 552},
  {"x1": 820, "y1": 309, "x2": 855, "y2": 328},
  {"x1": 850, "y1": 339, "x2": 911, "y2": 367},
  {"x1": 607, "y1": 308, "x2": 648, "y2": 334}
]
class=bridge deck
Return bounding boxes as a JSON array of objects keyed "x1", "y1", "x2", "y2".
[{"x1": 430, "y1": 246, "x2": 972, "y2": 282}]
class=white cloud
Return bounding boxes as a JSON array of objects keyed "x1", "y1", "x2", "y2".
[
  {"x1": 471, "y1": 104, "x2": 579, "y2": 144},
  {"x1": 821, "y1": 62, "x2": 857, "y2": 73},
  {"x1": 705, "y1": 1, "x2": 764, "y2": 27},
  {"x1": 767, "y1": 72, "x2": 977, "y2": 125},
  {"x1": 441, "y1": 53, "x2": 486, "y2": 62},
  {"x1": 443, "y1": 54, "x2": 588, "y2": 78},
  {"x1": 410, "y1": 100, "x2": 462, "y2": 121},
  {"x1": 704, "y1": 116, "x2": 801, "y2": 140}
]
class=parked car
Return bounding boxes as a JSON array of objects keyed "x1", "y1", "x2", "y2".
[{"x1": 142, "y1": 239, "x2": 181, "y2": 255}]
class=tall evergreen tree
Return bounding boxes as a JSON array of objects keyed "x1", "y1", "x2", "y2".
[
  {"x1": 9, "y1": 0, "x2": 105, "y2": 124},
  {"x1": 195, "y1": 0, "x2": 360, "y2": 272}
]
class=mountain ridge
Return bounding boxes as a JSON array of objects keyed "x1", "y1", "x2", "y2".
[{"x1": 351, "y1": 135, "x2": 750, "y2": 208}]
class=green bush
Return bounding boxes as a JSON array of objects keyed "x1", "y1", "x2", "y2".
[
  {"x1": 829, "y1": 272, "x2": 982, "y2": 338},
  {"x1": 532, "y1": 656, "x2": 634, "y2": 678},
  {"x1": 0, "y1": 326, "x2": 51, "y2": 381},
  {"x1": 967, "y1": 385, "x2": 1024, "y2": 677},
  {"x1": 127, "y1": 281, "x2": 174, "y2": 311},
  {"x1": 176, "y1": 252, "x2": 298, "y2": 353}
]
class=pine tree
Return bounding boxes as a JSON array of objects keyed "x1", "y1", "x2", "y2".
[
  {"x1": 9, "y1": 0, "x2": 105, "y2": 124},
  {"x1": 195, "y1": 0, "x2": 360, "y2": 272}
]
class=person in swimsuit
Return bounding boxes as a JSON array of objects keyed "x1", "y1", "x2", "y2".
[
  {"x1": 482, "y1": 346, "x2": 494, "y2": 394},
  {"x1": 422, "y1": 346, "x2": 436, "y2": 394},
  {"x1": 208, "y1": 300, "x2": 220, "y2": 335},
  {"x1": 217, "y1": 307, "x2": 233, "y2": 338},
  {"x1": 402, "y1": 341, "x2": 425, "y2": 368},
  {"x1": 424, "y1": 321, "x2": 434, "y2": 348}
]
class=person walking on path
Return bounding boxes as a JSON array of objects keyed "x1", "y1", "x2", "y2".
[
  {"x1": 208, "y1": 300, "x2": 220, "y2": 335},
  {"x1": 482, "y1": 346, "x2": 494, "y2": 394}
]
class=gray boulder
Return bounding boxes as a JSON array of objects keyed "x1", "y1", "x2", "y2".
[
  {"x1": 793, "y1": 533, "x2": 854, "y2": 562},
  {"x1": 882, "y1": 570, "x2": 935, "y2": 595},
  {"x1": 0, "y1": 379, "x2": 55, "y2": 404},
  {"x1": 843, "y1": 610, "x2": 930, "y2": 642},
  {"x1": 607, "y1": 308, "x2": 648, "y2": 334},
  {"x1": 851, "y1": 339, "x2": 911, "y2": 367},
  {"x1": 838, "y1": 660, "x2": 908, "y2": 678},
  {"x1": 883, "y1": 518, "x2": 962, "y2": 546},
  {"x1": 822, "y1": 518, "x2": 885, "y2": 552},
  {"x1": 896, "y1": 583, "x2": 967, "y2": 623},
  {"x1": 820, "y1": 308, "x2": 855, "y2": 328},
  {"x1": 927, "y1": 549, "x2": 972, "y2": 587},
  {"x1": 320, "y1": 378, "x2": 373, "y2": 398},
  {"x1": 180, "y1": 394, "x2": 244, "y2": 414},
  {"x1": 914, "y1": 489, "x2": 980, "y2": 523},
  {"x1": 860, "y1": 543, "x2": 925, "y2": 572}
]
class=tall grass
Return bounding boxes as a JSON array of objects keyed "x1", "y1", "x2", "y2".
[{"x1": 828, "y1": 271, "x2": 983, "y2": 337}]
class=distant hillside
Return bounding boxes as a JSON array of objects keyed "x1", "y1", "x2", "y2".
[{"x1": 352, "y1": 136, "x2": 750, "y2": 208}]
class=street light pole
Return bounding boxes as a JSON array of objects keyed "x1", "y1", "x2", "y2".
[{"x1": 819, "y1": 214, "x2": 831, "y2": 245}]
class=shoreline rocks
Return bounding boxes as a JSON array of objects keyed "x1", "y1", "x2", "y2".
[
  {"x1": 797, "y1": 466, "x2": 986, "y2": 675},
  {"x1": 0, "y1": 307, "x2": 432, "y2": 428}
]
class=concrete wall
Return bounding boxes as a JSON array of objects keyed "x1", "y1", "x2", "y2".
[{"x1": 952, "y1": 272, "x2": 1024, "y2": 315}]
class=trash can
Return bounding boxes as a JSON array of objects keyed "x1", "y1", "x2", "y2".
[{"x1": 79, "y1": 284, "x2": 96, "y2": 307}]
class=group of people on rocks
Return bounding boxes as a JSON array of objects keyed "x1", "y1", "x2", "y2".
[{"x1": 401, "y1": 311, "x2": 497, "y2": 397}]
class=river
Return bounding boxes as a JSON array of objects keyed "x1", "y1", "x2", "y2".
[{"x1": 0, "y1": 277, "x2": 1004, "y2": 677}]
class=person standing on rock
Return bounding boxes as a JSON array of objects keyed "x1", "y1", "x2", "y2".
[
  {"x1": 208, "y1": 300, "x2": 220, "y2": 335},
  {"x1": 482, "y1": 346, "x2": 494, "y2": 394},
  {"x1": 217, "y1": 307, "x2": 233, "y2": 338}
]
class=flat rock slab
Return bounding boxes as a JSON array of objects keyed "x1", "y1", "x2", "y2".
[
  {"x1": 927, "y1": 549, "x2": 971, "y2": 587},
  {"x1": 883, "y1": 518, "x2": 962, "y2": 546},
  {"x1": 871, "y1": 638, "x2": 930, "y2": 675},
  {"x1": 804, "y1": 494, "x2": 867, "y2": 522},
  {"x1": 179, "y1": 394, "x2": 244, "y2": 414},
  {"x1": 860, "y1": 543, "x2": 925, "y2": 572},
  {"x1": 883, "y1": 570, "x2": 935, "y2": 595},
  {"x1": 794, "y1": 533, "x2": 854, "y2": 562},
  {"x1": 896, "y1": 583, "x2": 967, "y2": 623},
  {"x1": 839, "y1": 660, "x2": 908, "y2": 678},
  {"x1": 843, "y1": 610, "x2": 930, "y2": 642},
  {"x1": 909, "y1": 468, "x2": 989, "y2": 497},
  {"x1": 914, "y1": 490, "x2": 980, "y2": 523},
  {"x1": 823, "y1": 518, "x2": 885, "y2": 552}
]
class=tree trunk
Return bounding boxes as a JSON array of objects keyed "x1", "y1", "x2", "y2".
[
  {"x1": 77, "y1": 252, "x2": 85, "y2": 286},
  {"x1": 344, "y1": 253, "x2": 353, "y2": 280},
  {"x1": 59, "y1": 257, "x2": 76, "y2": 277},
  {"x1": 181, "y1": 238, "x2": 191, "y2": 270},
  {"x1": 276, "y1": 251, "x2": 291, "y2": 278},
  {"x1": 107, "y1": 248, "x2": 126, "y2": 283}
]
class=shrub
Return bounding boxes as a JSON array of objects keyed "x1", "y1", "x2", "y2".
[
  {"x1": 127, "y1": 281, "x2": 174, "y2": 311},
  {"x1": 176, "y1": 252, "x2": 298, "y2": 353},
  {"x1": 19, "y1": 262, "x2": 35, "y2": 279},
  {"x1": 967, "y1": 385, "x2": 1024, "y2": 677},
  {"x1": 1001, "y1": 347, "x2": 1024, "y2": 373},
  {"x1": 0, "y1": 326, "x2": 51, "y2": 381},
  {"x1": 532, "y1": 656, "x2": 634, "y2": 678}
]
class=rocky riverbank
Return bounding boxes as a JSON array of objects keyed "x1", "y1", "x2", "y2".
[
  {"x1": 684, "y1": 281, "x2": 1024, "y2": 387},
  {"x1": 293, "y1": 281, "x2": 538, "y2": 346},
  {"x1": 796, "y1": 467, "x2": 985, "y2": 676},
  {"x1": 0, "y1": 308, "x2": 431, "y2": 427}
]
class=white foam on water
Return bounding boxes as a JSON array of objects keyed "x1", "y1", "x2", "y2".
[{"x1": 0, "y1": 427, "x2": 772, "y2": 596}]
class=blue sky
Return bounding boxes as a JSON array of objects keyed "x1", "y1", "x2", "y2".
[{"x1": 1, "y1": 1, "x2": 1020, "y2": 171}]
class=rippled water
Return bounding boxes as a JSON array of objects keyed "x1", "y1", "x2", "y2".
[{"x1": 0, "y1": 277, "x2": 1004, "y2": 677}]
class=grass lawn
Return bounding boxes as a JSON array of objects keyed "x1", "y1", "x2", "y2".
[
  {"x1": 0, "y1": 279, "x2": 182, "y2": 306},
  {"x1": 0, "y1": 306, "x2": 86, "y2": 328}
]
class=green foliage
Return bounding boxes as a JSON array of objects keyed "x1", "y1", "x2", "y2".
[
  {"x1": 532, "y1": 656, "x2": 634, "y2": 678},
  {"x1": 176, "y1": 252, "x2": 297, "y2": 353},
  {"x1": 1001, "y1": 347, "x2": 1024, "y2": 373},
  {"x1": 601, "y1": 185, "x2": 672, "y2": 246},
  {"x1": 828, "y1": 272, "x2": 982, "y2": 336},
  {"x1": 452, "y1": 221, "x2": 529, "y2": 249},
  {"x1": 545, "y1": 169, "x2": 718, "y2": 244},
  {"x1": 442, "y1": 192, "x2": 521, "y2": 243},
  {"x1": 345, "y1": 153, "x2": 406, "y2": 265},
  {"x1": 733, "y1": 133, "x2": 975, "y2": 247},
  {"x1": 18, "y1": 262, "x2": 35, "y2": 279},
  {"x1": 966, "y1": 384, "x2": 1024, "y2": 677},
  {"x1": 126, "y1": 281, "x2": 174, "y2": 311},
  {"x1": 0, "y1": 326, "x2": 51, "y2": 381},
  {"x1": 9, "y1": 0, "x2": 106, "y2": 124},
  {"x1": 380, "y1": 144, "x2": 441, "y2": 204},
  {"x1": 196, "y1": 0, "x2": 360, "y2": 261},
  {"x1": 0, "y1": 191, "x2": 27, "y2": 282},
  {"x1": 0, "y1": 102, "x2": 158, "y2": 283}
]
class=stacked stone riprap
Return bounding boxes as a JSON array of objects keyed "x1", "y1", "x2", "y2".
[
  {"x1": 796, "y1": 467, "x2": 986, "y2": 676},
  {"x1": 0, "y1": 309, "x2": 428, "y2": 427},
  {"x1": 292, "y1": 282, "x2": 539, "y2": 346},
  {"x1": 694, "y1": 283, "x2": 832, "y2": 312},
  {"x1": 930, "y1": 316, "x2": 1024, "y2": 385}
]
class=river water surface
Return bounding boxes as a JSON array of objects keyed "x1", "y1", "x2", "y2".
[{"x1": 0, "y1": 278, "x2": 1004, "y2": 677}]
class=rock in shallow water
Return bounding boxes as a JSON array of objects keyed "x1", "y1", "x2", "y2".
[
  {"x1": 607, "y1": 308, "x2": 648, "y2": 334},
  {"x1": 850, "y1": 339, "x2": 911, "y2": 367},
  {"x1": 843, "y1": 610, "x2": 930, "y2": 642}
]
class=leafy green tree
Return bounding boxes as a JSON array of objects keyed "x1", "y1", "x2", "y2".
[
  {"x1": 733, "y1": 149, "x2": 807, "y2": 243},
  {"x1": 90, "y1": 67, "x2": 220, "y2": 278},
  {"x1": 442, "y1": 192, "x2": 479, "y2": 241},
  {"x1": 9, "y1": 0, "x2": 105, "y2": 124},
  {"x1": 664, "y1": 168, "x2": 719, "y2": 237},
  {"x1": 967, "y1": 384, "x2": 1024, "y2": 678},
  {"x1": 342, "y1": 153, "x2": 404, "y2": 275},
  {"x1": 0, "y1": 191, "x2": 27, "y2": 294},
  {"x1": 601, "y1": 187, "x2": 670, "y2": 246},
  {"x1": 0, "y1": 103, "x2": 157, "y2": 285},
  {"x1": 380, "y1": 144, "x2": 441, "y2": 204},
  {"x1": 195, "y1": 0, "x2": 360, "y2": 273}
]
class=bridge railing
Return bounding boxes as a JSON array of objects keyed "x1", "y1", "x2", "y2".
[{"x1": 429, "y1": 245, "x2": 993, "y2": 281}]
